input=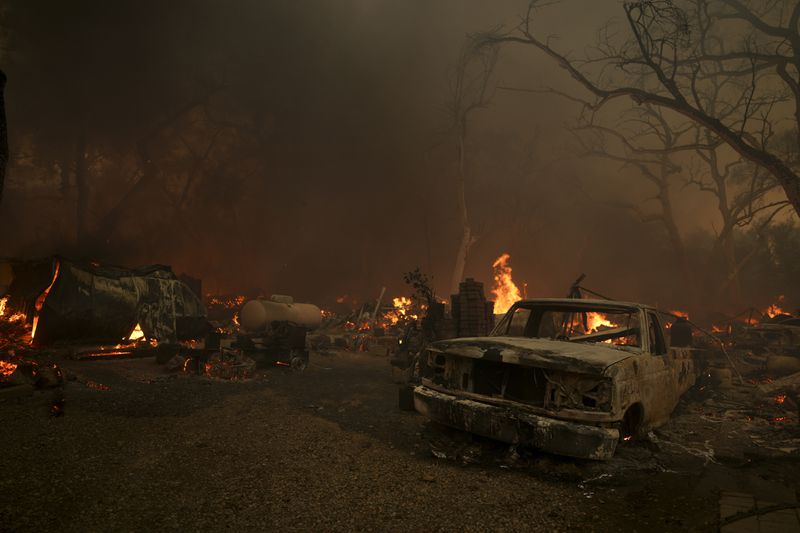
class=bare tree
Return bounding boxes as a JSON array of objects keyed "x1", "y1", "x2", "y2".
[
  {"x1": 483, "y1": 0, "x2": 800, "y2": 217},
  {"x1": 569, "y1": 103, "x2": 698, "y2": 288},
  {"x1": 87, "y1": 88, "x2": 223, "y2": 252},
  {"x1": 567, "y1": 99, "x2": 784, "y2": 305},
  {"x1": 540, "y1": 69, "x2": 785, "y2": 306},
  {"x1": 445, "y1": 37, "x2": 499, "y2": 295}
]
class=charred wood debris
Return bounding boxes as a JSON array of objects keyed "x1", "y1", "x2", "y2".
[{"x1": 0, "y1": 258, "x2": 799, "y2": 460}]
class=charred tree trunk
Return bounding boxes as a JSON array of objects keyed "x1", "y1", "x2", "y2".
[
  {"x1": 721, "y1": 235, "x2": 743, "y2": 305},
  {"x1": 700, "y1": 127, "x2": 747, "y2": 308},
  {"x1": 0, "y1": 71, "x2": 8, "y2": 209},
  {"x1": 446, "y1": 39, "x2": 496, "y2": 296},
  {"x1": 656, "y1": 173, "x2": 693, "y2": 292},
  {"x1": 450, "y1": 129, "x2": 476, "y2": 295},
  {"x1": 89, "y1": 92, "x2": 217, "y2": 253}
]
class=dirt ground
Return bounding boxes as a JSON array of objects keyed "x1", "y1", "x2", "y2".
[{"x1": 0, "y1": 349, "x2": 798, "y2": 532}]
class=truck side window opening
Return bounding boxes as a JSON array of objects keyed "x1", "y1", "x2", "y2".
[
  {"x1": 647, "y1": 312, "x2": 667, "y2": 355},
  {"x1": 507, "y1": 307, "x2": 532, "y2": 336}
]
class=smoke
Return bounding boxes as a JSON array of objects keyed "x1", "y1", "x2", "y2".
[{"x1": 0, "y1": 1, "x2": 795, "y2": 315}]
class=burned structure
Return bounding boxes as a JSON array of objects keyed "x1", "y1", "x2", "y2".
[{"x1": 1, "y1": 257, "x2": 208, "y2": 344}]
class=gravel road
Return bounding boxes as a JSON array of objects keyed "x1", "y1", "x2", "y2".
[{"x1": 0, "y1": 350, "x2": 773, "y2": 532}]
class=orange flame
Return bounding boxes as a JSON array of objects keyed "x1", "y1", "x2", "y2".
[
  {"x1": 31, "y1": 261, "x2": 61, "y2": 341},
  {"x1": 491, "y1": 253, "x2": 522, "y2": 315},
  {"x1": 127, "y1": 323, "x2": 145, "y2": 341},
  {"x1": 671, "y1": 310, "x2": 689, "y2": 320},
  {"x1": 0, "y1": 360, "x2": 17, "y2": 377},
  {"x1": 584, "y1": 312, "x2": 617, "y2": 333},
  {"x1": 0, "y1": 297, "x2": 23, "y2": 323},
  {"x1": 386, "y1": 296, "x2": 417, "y2": 325},
  {"x1": 765, "y1": 295, "x2": 787, "y2": 318}
]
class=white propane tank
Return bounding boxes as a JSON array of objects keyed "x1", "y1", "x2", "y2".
[{"x1": 239, "y1": 295, "x2": 322, "y2": 333}]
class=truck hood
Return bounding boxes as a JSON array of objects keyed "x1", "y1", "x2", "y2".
[{"x1": 428, "y1": 336, "x2": 638, "y2": 374}]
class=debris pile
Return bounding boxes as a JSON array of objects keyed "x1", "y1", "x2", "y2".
[
  {"x1": 655, "y1": 371, "x2": 800, "y2": 461},
  {"x1": 165, "y1": 347, "x2": 257, "y2": 380},
  {"x1": 0, "y1": 356, "x2": 65, "y2": 399}
]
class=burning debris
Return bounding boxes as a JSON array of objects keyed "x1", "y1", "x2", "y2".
[
  {"x1": 0, "y1": 357, "x2": 66, "y2": 399},
  {"x1": 0, "y1": 296, "x2": 31, "y2": 352},
  {"x1": 0, "y1": 257, "x2": 208, "y2": 346},
  {"x1": 766, "y1": 295, "x2": 789, "y2": 319}
]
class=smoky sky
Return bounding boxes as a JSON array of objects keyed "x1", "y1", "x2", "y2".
[{"x1": 0, "y1": 0, "x2": 777, "y2": 311}]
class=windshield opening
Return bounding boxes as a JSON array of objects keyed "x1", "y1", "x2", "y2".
[{"x1": 492, "y1": 303, "x2": 642, "y2": 349}]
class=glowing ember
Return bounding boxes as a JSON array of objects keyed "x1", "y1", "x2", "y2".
[
  {"x1": 775, "y1": 394, "x2": 786, "y2": 405},
  {"x1": 31, "y1": 260, "x2": 61, "y2": 341},
  {"x1": 765, "y1": 295, "x2": 787, "y2": 318},
  {"x1": 0, "y1": 360, "x2": 18, "y2": 377},
  {"x1": 128, "y1": 323, "x2": 145, "y2": 341},
  {"x1": 491, "y1": 253, "x2": 522, "y2": 314},
  {"x1": 671, "y1": 310, "x2": 689, "y2": 320},
  {"x1": 623, "y1": 435, "x2": 633, "y2": 442},
  {"x1": 0, "y1": 296, "x2": 24, "y2": 323},
  {"x1": 207, "y1": 295, "x2": 246, "y2": 309},
  {"x1": 84, "y1": 380, "x2": 111, "y2": 391}
]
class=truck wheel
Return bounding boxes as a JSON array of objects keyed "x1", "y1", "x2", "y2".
[{"x1": 620, "y1": 404, "x2": 643, "y2": 442}]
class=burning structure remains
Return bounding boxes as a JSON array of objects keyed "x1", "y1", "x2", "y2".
[{"x1": 1, "y1": 256, "x2": 208, "y2": 345}]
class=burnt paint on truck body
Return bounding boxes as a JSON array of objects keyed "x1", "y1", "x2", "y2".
[{"x1": 414, "y1": 299, "x2": 700, "y2": 460}]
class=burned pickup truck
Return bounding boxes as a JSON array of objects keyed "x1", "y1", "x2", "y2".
[{"x1": 413, "y1": 299, "x2": 699, "y2": 460}]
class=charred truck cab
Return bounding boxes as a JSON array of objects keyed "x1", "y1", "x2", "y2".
[{"x1": 413, "y1": 299, "x2": 699, "y2": 460}]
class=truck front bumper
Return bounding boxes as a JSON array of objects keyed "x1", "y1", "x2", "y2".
[{"x1": 414, "y1": 386, "x2": 619, "y2": 460}]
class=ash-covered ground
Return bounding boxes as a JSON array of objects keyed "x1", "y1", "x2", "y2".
[{"x1": 2, "y1": 349, "x2": 798, "y2": 532}]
